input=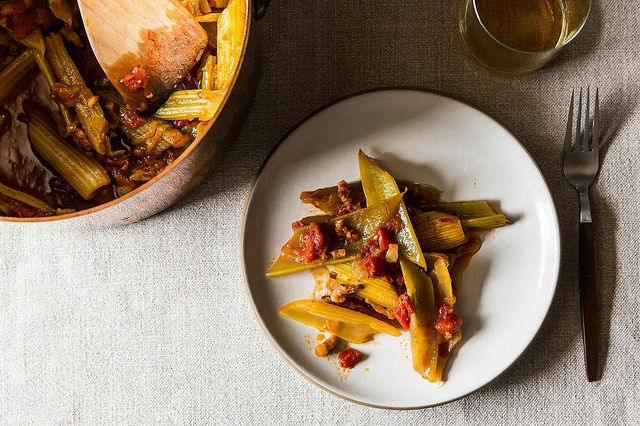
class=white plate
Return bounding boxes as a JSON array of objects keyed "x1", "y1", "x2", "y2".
[{"x1": 241, "y1": 89, "x2": 560, "y2": 408}]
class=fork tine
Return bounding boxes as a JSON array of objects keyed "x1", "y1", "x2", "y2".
[
  {"x1": 576, "y1": 88, "x2": 583, "y2": 151},
  {"x1": 564, "y1": 89, "x2": 575, "y2": 152},
  {"x1": 593, "y1": 87, "x2": 600, "y2": 151},
  {"x1": 584, "y1": 87, "x2": 590, "y2": 150}
]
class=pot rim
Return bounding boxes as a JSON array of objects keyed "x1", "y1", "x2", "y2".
[{"x1": 1, "y1": 0, "x2": 253, "y2": 224}]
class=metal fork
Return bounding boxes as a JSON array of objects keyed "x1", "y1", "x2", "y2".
[{"x1": 562, "y1": 87, "x2": 600, "y2": 382}]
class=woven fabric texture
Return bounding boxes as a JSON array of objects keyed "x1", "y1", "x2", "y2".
[{"x1": 1, "y1": 1, "x2": 638, "y2": 424}]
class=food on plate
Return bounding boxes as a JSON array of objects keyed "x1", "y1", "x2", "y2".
[
  {"x1": 0, "y1": 0, "x2": 246, "y2": 217},
  {"x1": 338, "y1": 347, "x2": 362, "y2": 369},
  {"x1": 267, "y1": 150, "x2": 507, "y2": 383}
]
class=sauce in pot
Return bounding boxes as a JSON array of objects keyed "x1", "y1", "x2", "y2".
[{"x1": 0, "y1": 72, "x2": 58, "y2": 204}]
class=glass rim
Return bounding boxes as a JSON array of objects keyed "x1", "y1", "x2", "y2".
[{"x1": 472, "y1": 0, "x2": 592, "y2": 55}]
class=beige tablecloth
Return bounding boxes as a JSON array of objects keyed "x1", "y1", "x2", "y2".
[{"x1": 1, "y1": 1, "x2": 638, "y2": 424}]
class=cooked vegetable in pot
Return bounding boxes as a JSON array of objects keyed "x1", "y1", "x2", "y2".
[
  {"x1": 0, "y1": 0, "x2": 246, "y2": 217},
  {"x1": 267, "y1": 150, "x2": 508, "y2": 381}
]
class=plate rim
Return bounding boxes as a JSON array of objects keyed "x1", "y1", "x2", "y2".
[{"x1": 239, "y1": 87, "x2": 561, "y2": 410}]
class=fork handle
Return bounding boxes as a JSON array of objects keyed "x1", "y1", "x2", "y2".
[{"x1": 579, "y1": 221, "x2": 597, "y2": 381}]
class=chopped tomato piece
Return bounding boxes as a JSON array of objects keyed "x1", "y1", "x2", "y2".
[
  {"x1": 173, "y1": 119, "x2": 191, "y2": 129},
  {"x1": 338, "y1": 347, "x2": 362, "y2": 369},
  {"x1": 392, "y1": 294, "x2": 413, "y2": 330},
  {"x1": 51, "y1": 83, "x2": 80, "y2": 107},
  {"x1": 121, "y1": 108, "x2": 147, "y2": 129},
  {"x1": 377, "y1": 227, "x2": 391, "y2": 251},
  {"x1": 11, "y1": 10, "x2": 38, "y2": 39},
  {"x1": 363, "y1": 253, "x2": 390, "y2": 280},
  {"x1": 121, "y1": 66, "x2": 149, "y2": 92},
  {"x1": 354, "y1": 231, "x2": 394, "y2": 282},
  {"x1": 297, "y1": 222, "x2": 328, "y2": 263},
  {"x1": 434, "y1": 304, "x2": 462, "y2": 339}
]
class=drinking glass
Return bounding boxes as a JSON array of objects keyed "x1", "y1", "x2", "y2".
[{"x1": 457, "y1": 0, "x2": 591, "y2": 75}]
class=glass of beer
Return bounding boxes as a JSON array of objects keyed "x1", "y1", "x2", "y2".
[{"x1": 457, "y1": 0, "x2": 591, "y2": 75}]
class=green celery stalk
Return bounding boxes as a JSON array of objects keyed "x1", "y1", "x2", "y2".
[
  {"x1": 358, "y1": 150, "x2": 426, "y2": 268},
  {"x1": 266, "y1": 192, "x2": 404, "y2": 277},
  {"x1": 400, "y1": 257, "x2": 439, "y2": 382}
]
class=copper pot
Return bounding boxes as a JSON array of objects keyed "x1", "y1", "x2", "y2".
[{"x1": 1, "y1": 0, "x2": 268, "y2": 226}]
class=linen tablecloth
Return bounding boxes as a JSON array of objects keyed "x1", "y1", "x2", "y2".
[{"x1": 1, "y1": 1, "x2": 638, "y2": 424}]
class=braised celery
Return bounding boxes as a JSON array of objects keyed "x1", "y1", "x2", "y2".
[
  {"x1": 32, "y1": 50, "x2": 74, "y2": 132},
  {"x1": 0, "y1": 183, "x2": 54, "y2": 214},
  {"x1": 15, "y1": 28, "x2": 45, "y2": 56},
  {"x1": 461, "y1": 214, "x2": 508, "y2": 229},
  {"x1": 326, "y1": 262, "x2": 400, "y2": 309},
  {"x1": 45, "y1": 33, "x2": 110, "y2": 154},
  {"x1": 266, "y1": 193, "x2": 404, "y2": 277},
  {"x1": 48, "y1": 0, "x2": 74, "y2": 25},
  {"x1": 449, "y1": 238, "x2": 483, "y2": 292},
  {"x1": 300, "y1": 180, "x2": 440, "y2": 216},
  {"x1": 28, "y1": 111, "x2": 109, "y2": 200},
  {"x1": 429, "y1": 201, "x2": 507, "y2": 228},
  {"x1": 278, "y1": 300, "x2": 376, "y2": 344},
  {"x1": 358, "y1": 150, "x2": 426, "y2": 268},
  {"x1": 424, "y1": 252, "x2": 450, "y2": 267},
  {"x1": 154, "y1": 89, "x2": 225, "y2": 121},
  {"x1": 428, "y1": 257, "x2": 455, "y2": 306},
  {"x1": 430, "y1": 201, "x2": 496, "y2": 219},
  {"x1": 307, "y1": 300, "x2": 400, "y2": 337},
  {"x1": 400, "y1": 257, "x2": 439, "y2": 381},
  {"x1": 299, "y1": 182, "x2": 364, "y2": 216},
  {"x1": 101, "y1": 91, "x2": 191, "y2": 155},
  {"x1": 0, "y1": 50, "x2": 36, "y2": 102},
  {"x1": 216, "y1": 0, "x2": 246, "y2": 89},
  {"x1": 434, "y1": 331, "x2": 461, "y2": 383},
  {"x1": 413, "y1": 211, "x2": 468, "y2": 251},
  {"x1": 201, "y1": 55, "x2": 217, "y2": 90}
]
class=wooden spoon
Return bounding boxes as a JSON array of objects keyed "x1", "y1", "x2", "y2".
[{"x1": 77, "y1": 0, "x2": 208, "y2": 112}]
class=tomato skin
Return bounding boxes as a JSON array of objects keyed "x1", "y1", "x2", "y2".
[
  {"x1": 354, "y1": 227, "x2": 395, "y2": 281},
  {"x1": 362, "y1": 252, "x2": 390, "y2": 281},
  {"x1": 393, "y1": 294, "x2": 414, "y2": 330},
  {"x1": 298, "y1": 222, "x2": 328, "y2": 263},
  {"x1": 377, "y1": 227, "x2": 391, "y2": 251},
  {"x1": 338, "y1": 347, "x2": 362, "y2": 369}
]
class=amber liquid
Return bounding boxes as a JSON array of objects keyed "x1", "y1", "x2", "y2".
[{"x1": 475, "y1": 0, "x2": 566, "y2": 52}]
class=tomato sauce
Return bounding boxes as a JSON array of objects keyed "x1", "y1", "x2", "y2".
[{"x1": 0, "y1": 72, "x2": 60, "y2": 205}]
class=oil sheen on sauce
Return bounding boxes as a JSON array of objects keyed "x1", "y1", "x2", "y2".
[{"x1": 0, "y1": 71, "x2": 59, "y2": 203}]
